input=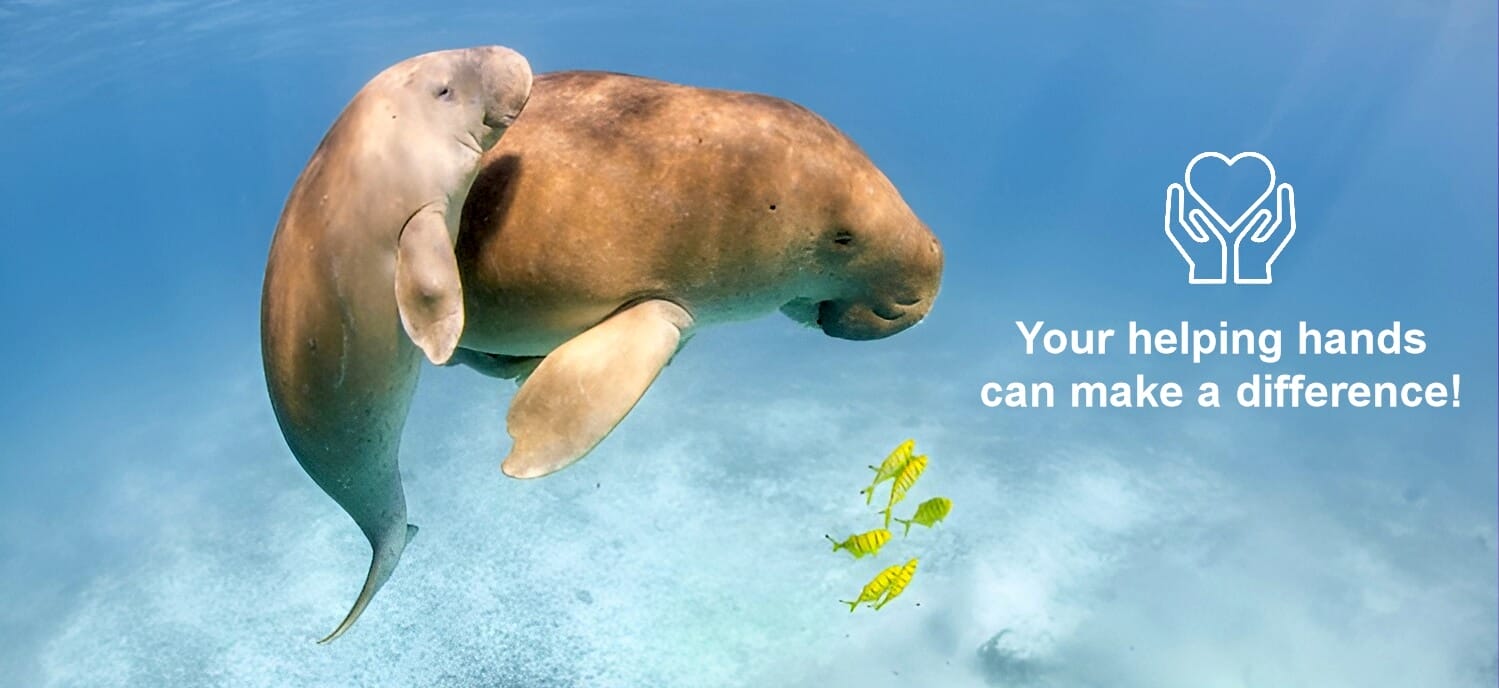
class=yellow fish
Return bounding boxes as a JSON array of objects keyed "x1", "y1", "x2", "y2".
[
  {"x1": 881, "y1": 454, "x2": 928, "y2": 528},
  {"x1": 840, "y1": 561, "x2": 904, "y2": 612},
  {"x1": 873, "y1": 558, "x2": 919, "y2": 610},
  {"x1": 894, "y1": 496, "x2": 953, "y2": 536},
  {"x1": 825, "y1": 528, "x2": 892, "y2": 559},
  {"x1": 860, "y1": 439, "x2": 915, "y2": 505}
]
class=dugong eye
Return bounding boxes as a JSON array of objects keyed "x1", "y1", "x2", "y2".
[
  {"x1": 435, "y1": 85, "x2": 453, "y2": 100},
  {"x1": 833, "y1": 229, "x2": 855, "y2": 247}
]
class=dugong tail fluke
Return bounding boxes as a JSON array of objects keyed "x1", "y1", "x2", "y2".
[{"x1": 318, "y1": 523, "x2": 419, "y2": 644}]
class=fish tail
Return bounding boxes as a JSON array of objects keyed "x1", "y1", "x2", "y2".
[
  {"x1": 825, "y1": 534, "x2": 841, "y2": 552},
  {"x1": 895, "y1": 518, "x2": 913, "y2": 537},
  {"x1": 841, "y1": 599, "x2": 858, "y2": 613}
]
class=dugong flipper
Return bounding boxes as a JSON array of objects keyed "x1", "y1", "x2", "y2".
[
  {"x1": 501, "y1": 300, "x2": 694, "y2": 479},
  {"x1": 396, "y1": 206, "x2": 469, "y2": 365},
  {"x1": 260, "y1": 46, "x2": 532, "y2": 643}
]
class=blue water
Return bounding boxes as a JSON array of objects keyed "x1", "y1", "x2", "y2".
[{"x1": 1, "y1": 1, "x2": 1495, "y2": 686}]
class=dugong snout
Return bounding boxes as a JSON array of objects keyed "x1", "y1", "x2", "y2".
[
  {"x1": 818, "y1": 224, "x2": 943, "y2": 341},
  {"x1": 472, "y1": 47, "x2": 533, "y2": 147}
]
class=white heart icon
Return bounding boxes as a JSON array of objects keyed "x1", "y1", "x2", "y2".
[{"x1": 1184, "y1": 152, "x2": 1276, "y2": 234}]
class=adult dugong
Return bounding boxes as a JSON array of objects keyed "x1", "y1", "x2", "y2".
[
  {"x1": 260, "y1": 46, "x2": 532, "y2": 643},
  {"x1": 453, "y1": 71, "x2": 945, "y2": 478}
]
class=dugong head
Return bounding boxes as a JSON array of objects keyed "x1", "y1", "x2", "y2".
[
  {"x1": 412, "y1": 46, "x2": 534, "y2": 152},
  {"x1": 792, "y1": 180, "x2": 944, "y2": 341}
]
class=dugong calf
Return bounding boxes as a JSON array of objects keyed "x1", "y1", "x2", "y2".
[{"x1": 260, "y1": 46, "x2": 532, "y2": 643}]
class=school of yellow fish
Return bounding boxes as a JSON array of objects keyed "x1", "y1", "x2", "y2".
[{"x1": 830, "y1": 439, "x2": 952, "y2": 612}]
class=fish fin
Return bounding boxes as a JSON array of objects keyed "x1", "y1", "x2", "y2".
[
  {"x1": 501, "y1": 300, "x2": 693, "y2": 479},
  {"x1": 395, "y1": 208, "x2": 463, "y2": 365},
  {"x1": 895, "y1": 518, "x2": 912, "y2": 537}
]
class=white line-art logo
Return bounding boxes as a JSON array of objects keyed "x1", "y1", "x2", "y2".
[{"x1": 1164, "y1": 152, "x2": 1296, "y2": 285}]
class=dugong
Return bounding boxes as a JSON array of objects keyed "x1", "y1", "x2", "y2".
[
  {"x1": 260, "y1": 46, "x2": 531, "y2": 643},
  {"x1": 455, "y1": 71, "x2": 944, "y2": 479},
  {"x1": 265, "y1": 68, "x2": 942, "y2": 642}
]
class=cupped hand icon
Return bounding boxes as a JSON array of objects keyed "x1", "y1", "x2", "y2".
[
  {"x1": 1164, "y1": 182, "x2": 1228, "y2": 284},
  {"x1": 1233, "y1": 183, "x2": 1295, "y2": 284}
]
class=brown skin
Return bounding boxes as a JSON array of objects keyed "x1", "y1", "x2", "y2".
[
  {"x1": 456, "y1": 71, "x2": 943, "y2": 357},
  {"x1": 263, "y1": 67, "x2": 941, "y2": 640},
  {"x1": 261, "y1": 46, "x2": 531, "y2": 643}
]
